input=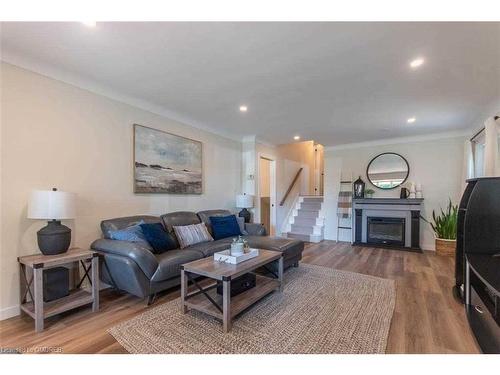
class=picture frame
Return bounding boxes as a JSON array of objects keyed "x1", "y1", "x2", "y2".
[{"x1": 133, "y1": 124, "x2": 203, "y2": 194}]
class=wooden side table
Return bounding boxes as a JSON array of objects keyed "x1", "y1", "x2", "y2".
[{"x1": 18, "y1": 248, "x2": 99, "y2": 332}]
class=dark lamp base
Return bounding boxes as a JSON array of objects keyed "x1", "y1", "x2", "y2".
[
  {"x1": 37, "y1": 220, "x2": 71, "y2": 255},
  {"x1": 238, "y1": 208, "x2": 251, "y2": 223}
]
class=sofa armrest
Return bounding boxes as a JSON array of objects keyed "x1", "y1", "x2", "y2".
[
  {"x1": 90, "y1": 239, "x2": 158, "y2": 279},
  {"x1": 245, "y1": 223, "x2": 267, "y2": 236}
]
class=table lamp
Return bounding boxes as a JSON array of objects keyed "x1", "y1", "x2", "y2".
[
  {"x1": 236, "y1": 194, "x2": 254, "y2": 223},
  {"x1": 28, "y1": 188, "x2": 76, "y2": 255}
]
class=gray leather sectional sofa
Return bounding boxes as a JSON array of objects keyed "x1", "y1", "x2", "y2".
[{"x1": 91, "y1": 209, "x2": 304, "y2": 303}]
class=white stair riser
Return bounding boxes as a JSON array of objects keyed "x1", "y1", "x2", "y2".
[
  {"x1": 290, "y1": 224, "x2": 323, "y2": 235},
  {"x1": 286, "y1": 232, "x2": 323, "y2": 243}
]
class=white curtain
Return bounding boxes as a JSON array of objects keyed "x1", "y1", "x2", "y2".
[
  {"x1": 462, "y1": 139, "x2": 474, "y2": 191},
  {"x1": 469, "y1": 116, "x2": 500, "y2": 179}
]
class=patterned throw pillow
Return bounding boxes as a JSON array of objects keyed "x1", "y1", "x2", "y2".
[
  {"x1": 108, "y1": 220, "x2": 152, "y2": 250},
  {"x1": 173, "y1": 223, "x2": 214, "y2": 249}
]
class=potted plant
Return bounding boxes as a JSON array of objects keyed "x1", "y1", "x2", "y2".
[
  {"x1": 422, "y1": 200, "x2": 458, "y2": 256},
  {"x1": 365, "y1": 188, "x2": 375, "y2": 198}
]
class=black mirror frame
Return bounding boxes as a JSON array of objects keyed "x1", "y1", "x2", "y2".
[{"x1": 366, "y1": 152, "x2": 410, "y2": 190}]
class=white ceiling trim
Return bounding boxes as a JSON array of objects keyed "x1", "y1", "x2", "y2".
[
  {"x1": 325, "y1": 129, "x2": 471, "y2": 151},
  {"x1": 1, "y1": 49, "x2": 243, "y2": 143}
]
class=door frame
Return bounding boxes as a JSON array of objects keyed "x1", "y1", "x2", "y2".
[
  {"x1": 257, "y1": 153, "x2": 277, "y2": 236},
  {"x1": 314, "y1": 144, "x2": 324, "y2": 196}
]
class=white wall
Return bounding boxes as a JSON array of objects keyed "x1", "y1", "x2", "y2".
[
  {"x1": 324, "y1": 135, "x2": 466, "y2": 250},
  {"x1": 0, "y1": 63, "x2": 242, "y2": 319}
]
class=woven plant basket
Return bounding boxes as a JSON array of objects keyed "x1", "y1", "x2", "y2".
[{"x1": 435, "y1": 238, "x2": 456, "y2": 257}]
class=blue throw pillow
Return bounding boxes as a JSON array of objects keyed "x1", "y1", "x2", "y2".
[
  {"x1": 210, "y1": 215, "x2": 242, "y2": 240},
  {"x1": 108, "y1": 220, "x2": 152, "y2": 249},
  {"x1": 140, "y1": 222, "x2": 178, "y2": 254}
]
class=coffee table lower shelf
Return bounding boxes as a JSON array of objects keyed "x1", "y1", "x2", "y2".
[
  {"x1": 180, "y1": 249, "x2": 284, "y2": 332},
  {"x1": 184, "y1": 274, "x2": 279, "y2": 320}
]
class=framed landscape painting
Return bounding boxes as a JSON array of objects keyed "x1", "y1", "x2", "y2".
[{"x1": 133, "y1": 124, "x2": 203, "y2": 194}]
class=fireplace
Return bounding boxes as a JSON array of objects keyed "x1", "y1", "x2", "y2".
[
  {"x1": 353, "y1": 198, "x2": 422, "y2": 250},
  {"x1": 367, "y1": 217, "x2": 405, "y2": 247}
]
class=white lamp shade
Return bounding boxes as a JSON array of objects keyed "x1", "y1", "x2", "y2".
[
  {"x1": 236, "y1": 194, "x2": 254, "y2": 208},
  {"x1": 28, "y1": 190, "x2": 76, "y2": 220}
]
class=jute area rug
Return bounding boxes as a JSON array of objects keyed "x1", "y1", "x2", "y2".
[{"x1": 108, "y1": 264, "x2": 395, "y2": 354}]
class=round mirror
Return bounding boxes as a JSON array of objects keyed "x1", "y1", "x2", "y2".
[{"x1": 366, "y1": 153, "x2": 409, "y2": 189}]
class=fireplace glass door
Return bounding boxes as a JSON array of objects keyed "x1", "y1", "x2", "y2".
[{"x1": 367, "y1": 217, "x2": 405, "y2": 246}]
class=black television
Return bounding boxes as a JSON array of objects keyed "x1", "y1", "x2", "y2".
[{"x1": 456, "y1": 177, "x2": 500, "y2": 353}]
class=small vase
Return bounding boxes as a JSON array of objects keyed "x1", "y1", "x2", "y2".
[{"x1": 230, "y1": 241, "x2": 244, "y2": 256}]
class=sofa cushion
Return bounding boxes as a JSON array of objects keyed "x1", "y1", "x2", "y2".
[
  {"x1": 210, "y1": 215, "x2": 241, "y2": 240},
  {"x1": 140, "y1": 222, "x2": 178, "y2": 254},
  {"x1": 197, "y1": 209, "x2": 232, "y2": 235},
  {"x1": 243, "y1": 236, "x2": 304, "y2": 260},
  {"x1": 185, "y1": 237, "x2": 233, "y2": 257},
  {"x1": 160, "y1": 211, "x2": 200, "y2": 248},
  {"x1": 161, "y1": 211, "x2": 200, "y2": 233},
  {"x1": 151, "y1": 249, "x2": 204, "y2": 282},
  {"x1": 101, "y1": 215, "x2": 161, "y2": 239},
  {"x1": 108, "y1": 220, "x2": 152, "y2": 250},
  {"x1": 173, "y1": 223, "x2": 214, "y2": 249}
]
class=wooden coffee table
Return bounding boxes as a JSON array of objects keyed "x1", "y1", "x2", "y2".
[{"x1": 180, "y1": 249, "x2": 283, "y2": 333}]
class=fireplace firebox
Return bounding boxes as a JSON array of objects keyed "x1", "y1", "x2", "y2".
[{"x1": 367, "y1": 217, "x2": 405, "y2": 247}]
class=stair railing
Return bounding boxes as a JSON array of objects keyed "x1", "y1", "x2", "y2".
[{"x1": 280, "y1": 168, "x2": 303, "y2": 206}]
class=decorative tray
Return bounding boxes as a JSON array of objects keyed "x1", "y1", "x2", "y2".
[{"x1": 213, "y1": 248, "x2": 259, "y2": 264}]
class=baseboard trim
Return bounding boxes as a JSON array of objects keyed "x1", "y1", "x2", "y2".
[{"x1": 0, "y1": 305, "x2": 20, "y2": 321}]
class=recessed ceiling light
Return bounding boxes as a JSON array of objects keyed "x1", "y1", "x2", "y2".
[
  {"x1": 407, "y1": 117, "x2": 416, "y2": 124},
  {"x1": 294, "y1": 135, "x2": 300, "y2": 140},
  {"x1": 81, "y1": 21, "x2": 97, "y2": 28},
  {"x1": 239, "y1": 105, "x2": 248, "y2": 112},
  {"x1": 409, "y1": 58, "x2": 425, "y2": 69}
]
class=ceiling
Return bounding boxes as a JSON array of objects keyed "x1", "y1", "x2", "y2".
[{"x1": 1, "y1": 22, "x2": 499, "y2": 146}]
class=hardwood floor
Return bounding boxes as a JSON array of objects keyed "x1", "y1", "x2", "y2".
[{"x1": 0, "y1": 241, "x2": 480, "y2": 354}]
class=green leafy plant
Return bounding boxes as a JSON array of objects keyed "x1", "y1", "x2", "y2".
[{"x1": 422, "y1": 200, "x2": 458, "y2": 240}]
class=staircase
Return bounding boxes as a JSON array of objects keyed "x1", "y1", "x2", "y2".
[{"x1": 285, "y1": 196, "x2": 324, "y2": 243}]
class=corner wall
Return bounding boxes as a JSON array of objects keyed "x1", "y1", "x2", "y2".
[
  {"x1": 324, "y1": 135, "x2": 466, "y2": 250},
  {"x1": 0, "y1": 63, "x2": 242, "y2": 319}
]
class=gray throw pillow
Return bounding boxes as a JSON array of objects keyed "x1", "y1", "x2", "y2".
[
  {"x1": 108, "y1": 220, "x2": 153, "y2": 250},
  {"x1": 236, "y1": 216, "x2": 249, "y2": 235},
  {"x1": 236, "y1": 216, "x2": 248, "y2": 236}
]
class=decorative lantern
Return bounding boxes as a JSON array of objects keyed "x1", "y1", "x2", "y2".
[{"x1": 353, "y1": 176, "x2": 366, "y2": 199}]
